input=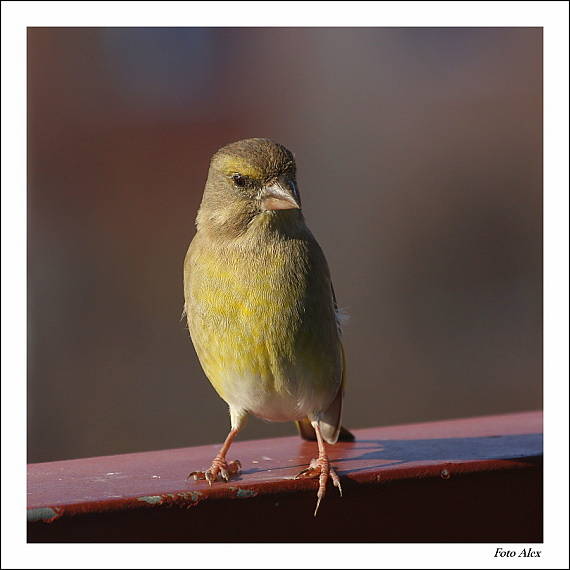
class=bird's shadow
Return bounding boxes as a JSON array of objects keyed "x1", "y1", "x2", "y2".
[{"x1": 239, "y1": 433, "x2": 543, "y2": 477}]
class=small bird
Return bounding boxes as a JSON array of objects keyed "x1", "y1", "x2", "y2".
[{"x1": 184, "y1": 138, "x2": 353, "y2": 515}]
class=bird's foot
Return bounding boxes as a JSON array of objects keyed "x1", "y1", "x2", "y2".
[
  {"x1": 187, "y1": 456, "x2": 241, "y2": 485},
  {"x1": 295, "y1": 455, "x2": 342, "y2": 516}
]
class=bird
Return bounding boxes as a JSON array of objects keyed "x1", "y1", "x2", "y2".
[{"x1": 183, "y1": 138, "x2": 353, "y2": 515}]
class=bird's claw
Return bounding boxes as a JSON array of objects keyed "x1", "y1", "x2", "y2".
[
  {"x1": 295, "y1": 456, "x2": 342, "y2": 516},
  {"x1": 188, "y1": 458, "x2": 241, "y2": 484}
]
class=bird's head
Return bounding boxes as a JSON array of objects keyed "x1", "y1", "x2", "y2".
[{"x1": 196, "y1": 138, "x2": 302, "y2": 235}]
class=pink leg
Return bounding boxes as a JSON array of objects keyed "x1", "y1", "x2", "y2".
[
  {"x1": 295, "y1": 422, "x2": 342, "y2": 516},
  {"x1": 188, "y1": 428, "x2": 241, "y2": 484}
]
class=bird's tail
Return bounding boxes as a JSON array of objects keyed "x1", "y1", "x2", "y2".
[{"x1": 295, "y1": 418, "x2": 355, "y2": 443}]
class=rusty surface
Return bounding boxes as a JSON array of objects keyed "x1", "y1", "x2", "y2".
[{"x1": 27, "y1": 411, "x2": 543, "y2": 542}]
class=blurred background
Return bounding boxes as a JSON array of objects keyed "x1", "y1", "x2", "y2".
[{"x1": 27, "y1": 28, "x2": 542, "y2": 463}]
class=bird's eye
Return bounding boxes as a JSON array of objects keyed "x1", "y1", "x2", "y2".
[{"x1": 231, "y1": 173, "x2": 247, "y2": 187}]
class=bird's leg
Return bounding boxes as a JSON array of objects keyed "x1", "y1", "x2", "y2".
[
  {"x1": 187, "y1": 428, "x2": 242, "y2": 484},
  {"x1": 295, "y1": 421, "x2": 342, "y2": 516}
]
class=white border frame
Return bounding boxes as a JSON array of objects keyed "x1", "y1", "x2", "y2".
[{"x1": 2, "y1": 2, "x2": 568, "y2": 569}]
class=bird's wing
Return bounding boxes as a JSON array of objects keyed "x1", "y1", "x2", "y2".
[
  {"x1": 331, "y1": 283, "x2": 347, "y2": 335},
  {"x1": 295, "y1": 343, "x2": 354, "y2": 443},
  {"x1": 296, "y1": 283, "x2": 354, "y2": 444},
  {"x1": 317, "y1": 339, "x2": 346, "y2": 444}
]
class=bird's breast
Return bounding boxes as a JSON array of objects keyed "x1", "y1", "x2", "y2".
[{"x1": 185, "y1": 232, "x2": 341, "y2": 420}]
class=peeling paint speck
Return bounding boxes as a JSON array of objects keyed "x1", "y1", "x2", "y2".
[
  {"x1": 235, "y1": 488, "x2": 257, "y2": 499},
  {"x1": 27, "y1": 507, "x2": 61, "y2": 523},
  {"x1": 137, "y1": 495, "x2": 163, "y2": 505},
  {"x1": 137, "y1": 491, "x2": 204, "y2": 506},
  {"x1": 177, "y1": 491, "x2": 203, "y2": 502}
]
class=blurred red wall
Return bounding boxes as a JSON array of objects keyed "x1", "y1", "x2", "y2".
[{"x1": 28, "y1": 27, "x2": 542, "y2": 462}]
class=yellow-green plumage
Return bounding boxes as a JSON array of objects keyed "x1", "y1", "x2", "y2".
[{"x1": 184, "y1": 138, "x2": 346, "y2": 444}]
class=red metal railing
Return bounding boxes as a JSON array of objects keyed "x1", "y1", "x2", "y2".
[{"x1": 28, "y1": 411, "x2": 542, "y2": 542}]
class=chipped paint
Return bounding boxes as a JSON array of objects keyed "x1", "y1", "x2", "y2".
[
  {"x1": 229, "y1": 487, "x2": 258, "y2": 499},
  {"x1": 137, "y1": 491, "x2": 204, "y2": 507},
  {"x1": 137, "y1": 495, "x2": 163, "y2": 505},
  {"x1": 27, "y1": 507, "x2": 62, "y2": 523},
  {"x1": 175, "y1": 491, "x2": 203, "y2": 502}
]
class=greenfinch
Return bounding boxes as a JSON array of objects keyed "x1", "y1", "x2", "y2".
[{"x1": 184, "y1": 138, "x2": 353, "y2": 515}]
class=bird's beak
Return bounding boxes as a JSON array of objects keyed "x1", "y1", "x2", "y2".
[{"x1": 261, "y1": 178, "x2": 301, "y2": 211}]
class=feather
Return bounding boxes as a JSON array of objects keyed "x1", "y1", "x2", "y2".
[{"x1": 296, "y1": 418, "x2": 355, "y2": 443}]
